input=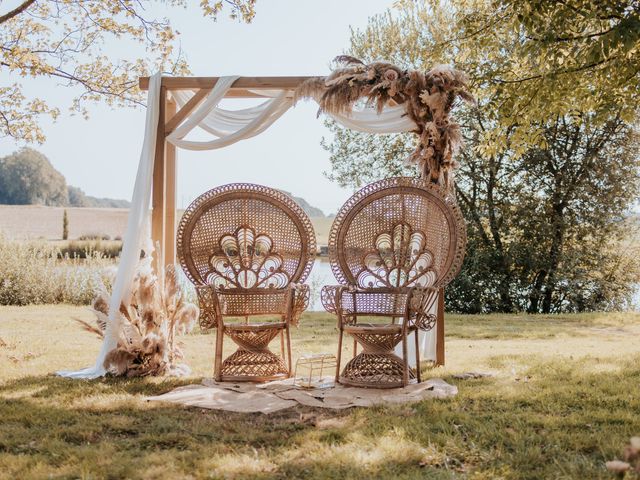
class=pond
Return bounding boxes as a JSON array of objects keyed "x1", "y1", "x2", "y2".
[{"x1": 307, "y1": 257, "x2": 338, "y2": 311}]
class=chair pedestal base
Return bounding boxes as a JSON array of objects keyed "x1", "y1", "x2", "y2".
[
  {"x1": 339, "y1": 352, "x2": 417, "y2": 389},
  {"x1": 220, "y1": 348, "x2": 289, "y2": 382},
  {"x1": 338, "y1": 325, "x2": 417, "y2": 388}
]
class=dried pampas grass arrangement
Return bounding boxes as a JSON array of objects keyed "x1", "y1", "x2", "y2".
[
  {"x1": 605, "y1": 436, "x2": 640, "y2": 474},
  {"x1": 295, "y1": 56, "x2": 474, "y2": 190},
  {"x1": 76, "y1": 263, "x2": 198, "y2": 377}
]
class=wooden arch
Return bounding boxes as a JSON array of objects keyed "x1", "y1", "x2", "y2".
[
  {"x1": 138, "y1": 75, "x2": 446, "y2": 365},
  {"x1": 138, "y1": 76, "x2": 314, "y2": 268}
]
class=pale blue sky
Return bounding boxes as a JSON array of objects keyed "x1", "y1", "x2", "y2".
[{"x1": 0, "y1": 0, "x2": 395, "y2": 215}]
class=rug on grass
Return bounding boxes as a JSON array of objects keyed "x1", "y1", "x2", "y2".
[{"x1": 147, "y1": 378, "x2": 458, "y2": 414}]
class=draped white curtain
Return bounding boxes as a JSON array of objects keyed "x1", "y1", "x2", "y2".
[{"x1": 58, "y1": 74, "x2": 435, "y2": 379}]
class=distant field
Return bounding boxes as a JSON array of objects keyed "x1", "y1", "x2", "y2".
[
  {"x1": 0, "y1": 205, "x2": 128, "y2": 240},
  {"x1": 0, "y1": 205, "x2": 332, "y2": 245}
]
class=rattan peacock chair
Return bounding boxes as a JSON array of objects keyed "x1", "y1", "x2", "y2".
[
  {"x1": 177, "y1": 183, "x2": 316, "y2": 382},
  {"x1": 321, "y1": 177, "x2": 466, "y2": 388}
]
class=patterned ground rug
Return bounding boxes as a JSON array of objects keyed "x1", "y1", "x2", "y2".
[{"x1": 147, "y1": 378, "x2": 458, "y2": 414}]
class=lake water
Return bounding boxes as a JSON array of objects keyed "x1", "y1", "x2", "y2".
[{"x1": 307, "y1": 258, "x2": 337, "y2": 311}]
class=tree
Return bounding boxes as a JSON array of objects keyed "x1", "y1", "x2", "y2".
[
  {"x1": 0, "y1": 148, "x2": 68, "y2": 205},
  {"x1": 67, "y1": 186, "x2": 90, "y2": 208},
  {"x1": 0, "y1": 148, "x2": 130, "y2": 207},
  {"x1": 0, "y1": 0, "x2": 257, "y2": 142},
  {"x1": 450, "y1": 0, "x2": 640, "y2": 154},
  {"x1": 62, "y1": 209, "x2": 69, "y2": 240},
  {"x1": 454, "y1": 113, "x2": 640, "y2": 313},
  {"x1": 67, "y1": 185, "x2": 130, "y2": 208},
  {"x1": 346, "y1": 0, "x2": 640, "y2": 155},
  {"x1": 323, "y1": 0, "x2": 640, "y2": 312}
]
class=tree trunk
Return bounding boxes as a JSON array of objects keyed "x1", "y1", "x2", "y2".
[
  {"x1": 528, "y1": 270, "x2": 547, "y2": 313},
  {"x1": 541, "y1": 201, "x2": 565, "y2": 313},
  {"x1": 486, "y1": 155, "x2": 515, "y2": 312},
  {"x1": 498, "y1": 276, "x2": 515, "y2": 312}
]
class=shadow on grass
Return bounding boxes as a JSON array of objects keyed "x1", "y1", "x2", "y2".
[
  {"x1": 0, "y1": 373, "x2": 195, "y2": 398},
  {"x1": 1, "y1": 356, "x2": 640, "y2": 479},
  {"x1": 445, "y1": 312, "x2": 640, "y2": 340}
]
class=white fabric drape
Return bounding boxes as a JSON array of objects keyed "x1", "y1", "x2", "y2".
[
  {"x1": 57, "y1": 72, "x2": 162, "y2": 378},
  {"x1": 328, "y1": 104, "x2": 416, "y2": 133},
  {"x1": 168, "y1": 86, "x2": 417, "y2": 150},
  {"x1": 167, "y1": 77, "x2": 295, "y2": 151},
  {"x1": 58, "y1": 74, "x2": 431, "y2": 378},
  {"x1": 395, "y1": 299, "x2": 438, "y2": 364}
]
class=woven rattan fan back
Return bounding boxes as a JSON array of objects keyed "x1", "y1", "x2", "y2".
[
  {"x1": 177, "y1": 183, "x2": 316, "y2": 290},
  {"x1": 329, "y1": 177, "x2": 466, "y2": 289}
]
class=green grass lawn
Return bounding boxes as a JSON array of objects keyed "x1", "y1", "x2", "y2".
[{"x1": 1, "y1": 306, "x2": 639, "y2": 479}]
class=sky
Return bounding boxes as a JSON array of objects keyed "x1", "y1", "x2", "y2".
[{"x1": 0, "y1": 0, "x2": 396, "y2": 215}]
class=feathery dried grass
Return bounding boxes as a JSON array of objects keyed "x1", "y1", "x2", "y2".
[
  {"x1": 0, "y1": 235, "x2": 115, "y2": 306},
  {"x1": 295, "y1": 56, "x2": 474, "y2": 190},
  {"x1": 81, "y1": 263, "x2": 198, "y2": 377}
]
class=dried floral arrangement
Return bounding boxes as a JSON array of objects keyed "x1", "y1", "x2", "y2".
[
  {"x1": 76, "y1": 263, "x2": 199, "y2": 377},
  {"x1": 295, "y1": 56, "x2": 474, "y2": 190},
  {"x1": 606, "y1": 436, "x2": 640, "y2": 475}
]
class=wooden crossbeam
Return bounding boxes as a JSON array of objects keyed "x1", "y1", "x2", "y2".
[
  {"x1": 138, "y1": 76, "x2": 317, "y2": 92},
  {"x1": 165, "y1": 88, "x2": 211, "y2": 136}
]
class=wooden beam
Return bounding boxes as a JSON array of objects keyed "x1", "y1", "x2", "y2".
[
  {"x1": 165, "y1": 88, "x2": 211, "y2": 136},
  {"x1": 164, "y1": 97, "x2": 177, "y2": 267},
  {"x1": 222, "y1": 89, "x2": 275, "y2": 98},
  {"x1": 435, "y1": 287, "x2": 445, "y2": 366},
  {"x1": 139, "y1": 76, "x2": 317, "y2": 91},
  {"x1": 151, "y1": 86, "x2": 167, "y2": 272}
]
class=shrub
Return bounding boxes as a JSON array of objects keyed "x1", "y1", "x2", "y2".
[
  {"x1": 58, "y1": 240, "x2": 122, "y2": 259},
  {"x1": 0, "y1": 236, "x2": 114, "y2": 305},
  {"x1": 78, "y1": 233, "x2": 111, "y2": 241}
]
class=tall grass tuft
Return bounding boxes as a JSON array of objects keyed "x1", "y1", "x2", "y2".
[
  {"x1": 58, "y1": 239, "x2": 122, "y2": 259},
  {"x1": 0, "y1": 236, "x2": 114, "y2": 305}
]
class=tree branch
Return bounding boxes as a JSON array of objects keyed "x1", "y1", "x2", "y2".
[
  {"x1": 455, "y1": 184, "x2": 491, "y2": 246},
  {"x1": 524, "y1": 26, "x2": 617, "y2": 43},
  {"x1": 0, "y1": 0, "x2": 36, "y2": 24}
]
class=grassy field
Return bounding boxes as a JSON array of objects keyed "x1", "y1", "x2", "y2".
[
  {"x1": 1, "y1": 307, "x2": 639, "y2": 479},
  {"x1": 0, "y1": 206, "x2": 332, "y2": 246},
  {"x1": 0, "y1": 206, "x2": 129, "y2": 241}
]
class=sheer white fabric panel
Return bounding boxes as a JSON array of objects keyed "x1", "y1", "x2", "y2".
[
  {"x1": 57, "y1": 72, "x2": 162, "y2": 379},
  {"x1": 395, "y1": 294, "x2": 438, "y2": 364},
  {"x1": 171, "y1": 88, "x2": 417, "y2": 140},
  {"x1": 328, "y1": 104, "x2": 416, "y2": 133},
  {"x1": 167, "y1": 78, "x2": 294, "y2": 151},
  {"x1": 173, "y1": 92, "x2": 285, "y2": 136}
]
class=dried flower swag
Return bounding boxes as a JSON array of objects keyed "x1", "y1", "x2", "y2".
[
  {"x1": 295, "y1": 56, "x2": 474, "y2": 190},
  {"x1": 76, "y1": 263, "x2": 199, "y2": 377}
]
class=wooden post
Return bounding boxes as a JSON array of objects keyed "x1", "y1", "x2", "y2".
[
  {"x1": 435, "y1": 287, "x2": 445, "y2": 366},
  {"x1": 164, "y1": 96, "x2": 177, "y2": 267},
  {"x1": 151, "y1": 85, "x2": 167, "y2": 272}
]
